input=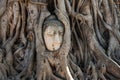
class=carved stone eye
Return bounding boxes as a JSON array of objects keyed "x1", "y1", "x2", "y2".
[{"x1": 47, "y1": 31, "x2": 54, "y2": 36}]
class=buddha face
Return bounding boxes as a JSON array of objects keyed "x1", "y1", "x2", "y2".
[{"x1": 43, "y1": 24, "x2": 64, "y2": 51}]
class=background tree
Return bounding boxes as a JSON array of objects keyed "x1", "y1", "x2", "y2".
[{"x1": 0, "y1": 0, "x2": 120, "y2": 80}]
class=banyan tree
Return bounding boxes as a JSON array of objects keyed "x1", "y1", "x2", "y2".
[{"x1": 0, "y1": 0, "x2": 120, "y2": 80}]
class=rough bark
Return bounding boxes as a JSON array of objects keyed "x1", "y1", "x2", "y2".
[{"x1": 0, "y1": 0, "x2": 120, "y2": 80}]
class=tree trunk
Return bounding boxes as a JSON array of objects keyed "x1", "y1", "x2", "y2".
[{"x1": 0, "y1": 0, "x2": 120, "y2": 80}]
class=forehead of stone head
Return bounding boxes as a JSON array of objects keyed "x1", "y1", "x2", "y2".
[{"x1": 43, "y1": 15, "x2": 64, "y2": 31}]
